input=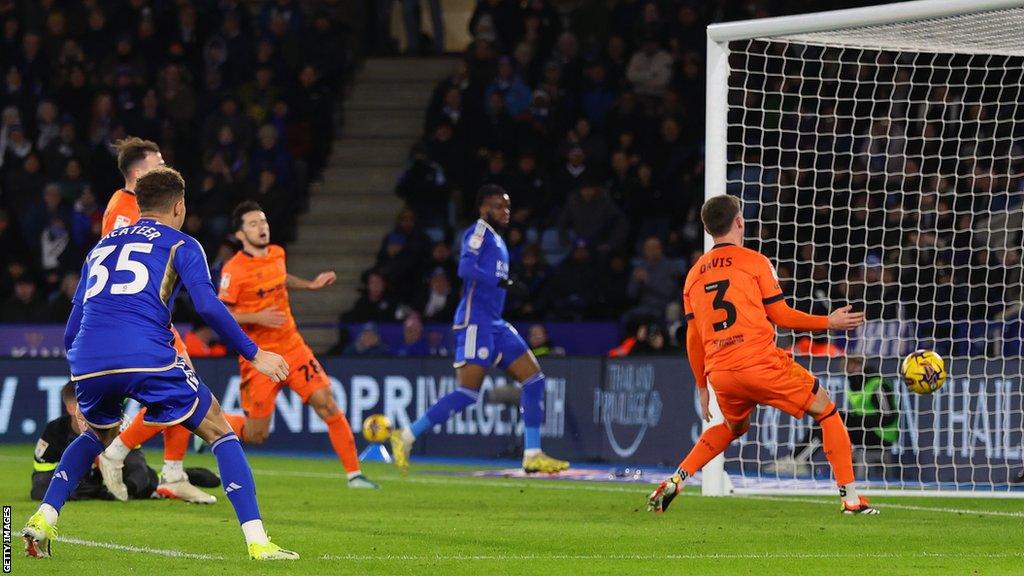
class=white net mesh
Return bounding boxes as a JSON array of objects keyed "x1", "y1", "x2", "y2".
[{"x1": 719, "y1": 6, "x2": 1024, "y2": 494}]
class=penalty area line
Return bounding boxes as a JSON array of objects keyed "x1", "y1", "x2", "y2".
[
  {"x1": 60, "y1": 536, "x2": 225, "y2": 560},
  {"x1": 321, "y1": 551, "x2": 1024, "y2": 562}
]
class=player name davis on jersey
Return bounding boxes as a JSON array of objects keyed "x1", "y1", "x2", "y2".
[{"x1": 699, "y1": 256, "x2": 733, "y2": 273}]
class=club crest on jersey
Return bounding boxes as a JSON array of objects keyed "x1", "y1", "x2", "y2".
[
  {"x1": 477, "y1": 347, "x2": 489, "y2": 360},
  {"x1": 220, "y1": 274, "x2": 231, "y2": 290}
]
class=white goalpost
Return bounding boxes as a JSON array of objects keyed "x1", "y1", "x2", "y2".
[{"x1": 702, "y1": 0, "x2": 1024, "y2": 498}]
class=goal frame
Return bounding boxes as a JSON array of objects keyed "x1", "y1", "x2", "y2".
[{"x1": 701, "y1": 0, "x2": 1024, "y2": 498}]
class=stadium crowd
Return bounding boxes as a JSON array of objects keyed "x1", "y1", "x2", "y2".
[
  {"x1": 351, "y1": 0, "x2": 721, "y2": 334},
  {"x1": 351, "y1": 0, "x2": 1024, "y2": 357},
  {"x1": 0, "y1": 0, "x2": 349, "y2": 323}
]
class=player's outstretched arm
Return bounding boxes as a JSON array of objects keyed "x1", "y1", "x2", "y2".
[
  {"x1": 228, "y1": 307, "x2": 287, "y2": 328},
  {"x1": 286, "y1": 272, "x2": 335, "y2": 290},
  {"x1": 765, "y1": 299, "x2": 830, "y2": 331},
  {"x1": 175, "y1": 239, "x2": 260, "y2": 361},
  {"x1": 825, "y1": 305, "x2": 865, "y2": 331},
  {"x1": 765, "y1": 300, "x2": 864, "y2": 331}
]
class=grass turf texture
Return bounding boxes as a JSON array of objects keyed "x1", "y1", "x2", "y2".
[{"x1": 1, "y1": 444, "x2": 1022, "y2": 575}]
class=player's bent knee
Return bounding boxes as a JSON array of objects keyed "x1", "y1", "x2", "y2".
[
  {"x1": 806, "y1": 386, "x2": 835, "y2": 418},
  {"x1": 243, "y1": 419, "x2": 271, "y2": 444},
  {"x1": 728, "y1": 419, "x2": 750, "y2": 436},
  {"x1": 309, "y1": 389, "x2": 339, "y2": 418},
  {"x1": 92, "y1": 426, "x2": 121, "y2": 446}
]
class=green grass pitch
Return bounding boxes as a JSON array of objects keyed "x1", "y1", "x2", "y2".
[{"x1": 1, "y1": 444, "x2": 1022, "y2": 575}]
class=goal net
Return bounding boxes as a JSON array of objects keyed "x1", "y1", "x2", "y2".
[{"x1": 703, "y1": 0, "x2": 1024, "y2": 497}]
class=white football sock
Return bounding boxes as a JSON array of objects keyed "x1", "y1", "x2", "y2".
[
  {"x1": 161, "y1": 460, "x2": 186, "y2": 483},
  {"x1": 839, "y1": 483, "x2": 860, "y2": 506},
  {"x1": 240, "y1": 519, "x2": 269, "y2": 546},
  {"x1": 523, "y1": 448, "x2": 541, "y2": 457},
  {"x1": 104, "y1": 437, "x2": 130, "y2": 462},
  {"x1": 38, "y1": 503, "x2": 59, "y2": 526},
  {"x1": 401, "y1": 428, "x2": 415, "y2": 444},
  {"x1": 346, "y1": 471, "x2": 362, "y2": 480}
]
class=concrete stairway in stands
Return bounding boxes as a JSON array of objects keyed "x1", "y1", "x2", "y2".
[{"x1": 287, "y1": 57, "x2": 455, "y2": 352}]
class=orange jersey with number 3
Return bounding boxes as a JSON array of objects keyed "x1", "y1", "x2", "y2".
[
  {"x1": 101, "y1": 189, "x2": 140, "y2": 236},
  {"x1": 683, "y1": 243, "x2": 786, "y2": 373},
  {"x1": 217, "y1": 245, "x2": 303, "y2": 352}
]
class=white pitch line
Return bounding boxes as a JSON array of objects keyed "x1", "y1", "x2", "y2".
[
  {"x1": 251, "y1": 467, "x2": 647, "y2": 494},
  {"x1": 321, "y1": 551, "x2": 1024, "y2": 562},
  {"x1": 251, "y1": 467, "x2": 1024, "y2": 518},
  {"x1": 738, "y1": 495, "x2": 1024, "y2": 518},
  {"x1": 60, "y1": 536, "x2": 225, "y2": 560}
]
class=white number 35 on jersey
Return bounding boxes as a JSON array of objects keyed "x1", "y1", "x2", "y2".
[{"x1": 83, "y1": 242, "x2": 154, "y2": 301}]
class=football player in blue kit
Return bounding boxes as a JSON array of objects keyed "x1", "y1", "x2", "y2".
[
  {"x1": 22, "y1": 167, "x2": 299, "y2": 561},
  {"x1": 391, "y1": 185, "x2": 570, "y2": 474}
]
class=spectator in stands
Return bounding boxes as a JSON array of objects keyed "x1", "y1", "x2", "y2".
[
  {"x1": 485, "y1": 56, "x2": 531, "y2": 117},
  {"x1": 626, "y1": 237, "x2": 681, "y2": 324},
  {"x1": 423, "y1": 241, "x2": 457, "y2": 286},
  {"x1": 541, "y1": 239, "x2": 598, "y2": 320},
  {"x1": 416, "y1": 268, "x2": 457, "y2": 323},
  {"x1": 342, "y1": 272, "x2": 398, "y2": 322},
  {"x1": 396, "y1": 143, "x2": 449, "y2": 229},
  {"x1": 549, "y1": 146, "x2": 591, "y2": 218},
  {"x1": 527, "y1": 323, "x2": 564, "y2": 357},
  {"x1": 2, "y1": 278, "x2": 48, "y2": 322},
  {"x1": 344, "y1": 322, "x2": 390, "y2": 356},
  {"x1": 507, "y1": 243, "x2": 549, "y2": 319},
  {"x1": 629, "y1": 323, "x2": 676, "y2": 356},
  {"x1": 626, "y1": 34, "x2": 672, "y2": 102},
  {"x1": 47, "y1": 271, "x2": 78, "y2": 322},
  {"x1": 555, "y1": 181, "x2": 629, "y2": 256},
  {"x1": 506, "y1": 151, "x2": 547, "y2": 224},
  {"x1": 394, "y1": 314, "x2": 430, "y2": 357},
  {"x1": 595, "y1": 251, "x2": 632, "y2": 319}
]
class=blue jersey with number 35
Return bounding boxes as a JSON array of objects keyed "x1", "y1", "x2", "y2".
[{"x1": 67, "y1": 218, "x2": 256, "y2": 378}]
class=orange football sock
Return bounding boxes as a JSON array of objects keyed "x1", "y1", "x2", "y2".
[
  {"x1": 224, "y1": 413, "x2": 247, "y2": 442},
  {"x1": 162, "y1": 425, "x2": 190, "y2": 461},
  {"x1": 119, "y1": 409, "x2": 162, "y2": 448},
  {"x1": 325, "y1": 412, "x2": 360, "y2": 474},
  {"x1": 818, "y1": 403, "x2": 855, "y2": 487},
  {"x1": 679, "y1": 423, "x2": 739, "y2": 476}
]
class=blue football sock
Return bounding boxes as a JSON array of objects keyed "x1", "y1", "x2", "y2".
[
  {"x1": 211, "y1": 433, "x2": 261, "y2": 524},
  {"x1": 521, "y1": 373, "x2": 546, "y2": 451},
  {"x1": 410, "y1": 387, "x2": 478, "y2": 438},
  {"x1": 42, "y1": 430, "x2": 105, "y2": 513}
]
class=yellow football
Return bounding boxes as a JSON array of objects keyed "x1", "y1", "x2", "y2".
[
  {"x1": 900, "y1": 350, "x2": 947, "y2": 395},
  {"x1": 362, "y1": 414, "x2": 393, "y2": 443}
]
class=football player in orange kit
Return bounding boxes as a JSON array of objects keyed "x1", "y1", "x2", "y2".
[
  {"x1": 218, "y1": 201, "x2": 377, "y2": 489},
  {"x1": 95, "y1": 137, "x2": 216, "y2": 504},
  {"x1": 647, "y1": 195, "x2": 879, "y2": 515}
]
